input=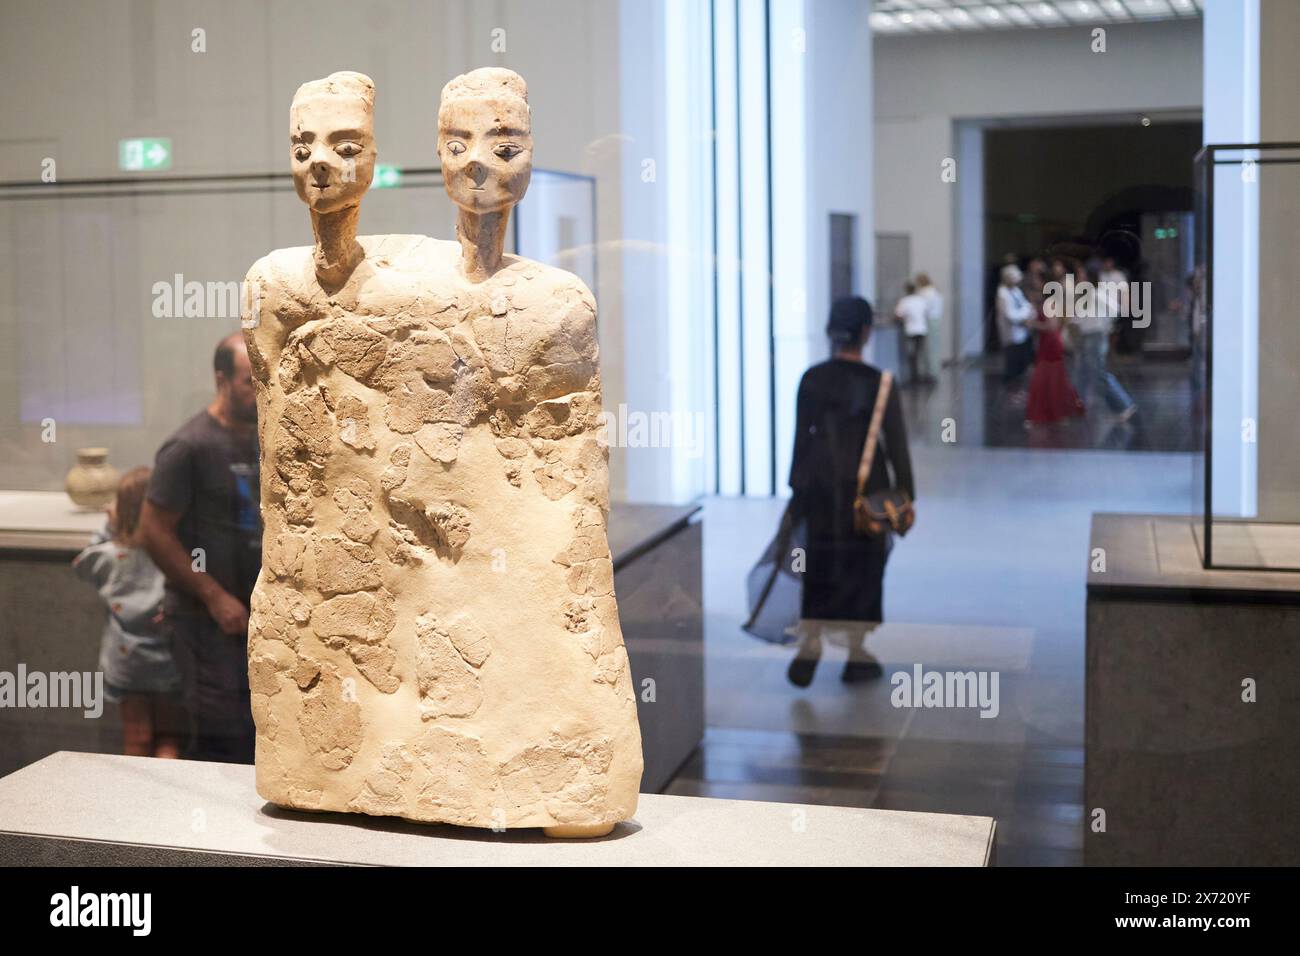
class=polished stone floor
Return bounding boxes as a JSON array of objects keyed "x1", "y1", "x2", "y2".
[
  {"x1": 664, "y1": 370, "x2": 1197, "y2": 864},
  {"x1": 897, "y1": 353, "x2": 1198, "y2": 453}
]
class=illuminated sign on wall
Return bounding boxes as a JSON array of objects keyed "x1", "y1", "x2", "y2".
[
  {"x1": 118, "y1": 138, "x2": 172, "y2": 172},
  {"x1": 373, "y1": 164, "x2": 402, "y2": 188}
]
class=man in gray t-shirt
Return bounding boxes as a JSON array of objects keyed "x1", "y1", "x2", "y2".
[{"x1": 141, "y1": 332, "x2": 260, "y2": 764}]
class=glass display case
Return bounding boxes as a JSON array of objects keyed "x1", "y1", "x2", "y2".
[
  {"x1": 0, "y1": 167, "x2": 592, "y2": 491},
  {"x1": 1193, "y1": 142, "x2": 1300, "y2": 570}
]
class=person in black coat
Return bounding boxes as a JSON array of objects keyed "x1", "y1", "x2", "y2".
[{"x1": 786, "y1": 296, "x2": 915, "y2": 686}]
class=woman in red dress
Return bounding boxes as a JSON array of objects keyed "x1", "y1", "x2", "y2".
[{"x1": 1025, "y1": 259, "x2": 1085, "y2": 426}]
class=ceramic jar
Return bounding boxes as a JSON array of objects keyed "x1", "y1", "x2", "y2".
[{"x1": 65, "y1": 447, "x2": 120, "y2": 509}]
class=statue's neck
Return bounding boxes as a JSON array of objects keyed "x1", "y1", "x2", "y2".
[
  {"x1": 456, "y1": 208, "x2": 510, "y2": 283},
  {"x1": 311, "y1": 205, "x2": 363, "y2": 289}
]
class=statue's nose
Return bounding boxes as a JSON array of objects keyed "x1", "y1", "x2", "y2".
[{"x1": 310, "y1": 158, "x2": 331, "y2": 185}]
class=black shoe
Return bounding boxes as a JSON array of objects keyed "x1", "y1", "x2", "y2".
[
  {"x1": 841, "y1": 659, "x2": 884, "y2": 683},
  {"x1": 787, "y1": 653, "x2": 820, "y2": 688}
]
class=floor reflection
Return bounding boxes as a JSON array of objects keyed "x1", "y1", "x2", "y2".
[
  {"x1": 896, "y1": 353, "x2": 1197, "y2": 453},
  {"x1": 668, "y1": 360, "x2": 1197, "y2": 864}
]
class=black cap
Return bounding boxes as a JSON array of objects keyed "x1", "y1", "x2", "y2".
[{"x1": 827, "y1": 296, "x2": 873, "y2": 345}]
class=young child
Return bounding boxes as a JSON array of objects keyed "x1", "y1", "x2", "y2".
[{"x1": 72, "y1": 466, "x2": 184, "y2": 757}]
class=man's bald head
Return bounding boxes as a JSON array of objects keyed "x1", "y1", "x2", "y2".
[
  {"x1": 214, "y1": 332, "x2": 247, "y2": 379},
  {"x1": 213, "y1": 332, "x2": 257, "y2": 425}
]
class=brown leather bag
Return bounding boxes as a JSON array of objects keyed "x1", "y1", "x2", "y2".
[{"x1": 852, "y1": 370, "x2": 915, "y2": 537}]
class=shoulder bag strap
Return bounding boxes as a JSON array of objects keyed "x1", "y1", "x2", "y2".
[{"x1": 856, "y1": 370, "x2": 893, "y2": 497}]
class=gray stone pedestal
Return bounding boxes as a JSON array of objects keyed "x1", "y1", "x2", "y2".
[
  {"x1": 0, "y1": 752, "x2": 996, "y2": 866},
  {"x1": 1086, "y1": 513, "x2": 1300, "y2": 865}
]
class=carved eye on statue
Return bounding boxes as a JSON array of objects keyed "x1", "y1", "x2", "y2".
[
  {"x1": 445, "y1": 141, "x2": 466, "y2": 156},
  {"x1": 494, "y1": 144, "x2": 521, "y2": 160},
  {"x1": 336, "y1": 142, "x2": 362, "y2": 158},
  {"x1": 293, "y1": 146, "x2": 311, "y2": 162}
]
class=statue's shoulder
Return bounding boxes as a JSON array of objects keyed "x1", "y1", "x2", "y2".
[
  {"x1": 246, "y1": 245, "x2": 312, "y2": 292},
  {"x1": 507, "y1": 257, "x2": 595, "y2": 313},
  {"x1": 242, "y1": 246, "x2": 322, "y2": 341},
  {"x1": 358, "y1": 234, "x2": 457, "y2": 270}
]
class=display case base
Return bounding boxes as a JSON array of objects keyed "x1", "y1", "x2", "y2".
[
  {"x1": 1086, "y1": 513, "x2": 1300, "y2": 865},
  {"x1": 0, "y1": 752, "x2": 996, "y2": 867}
]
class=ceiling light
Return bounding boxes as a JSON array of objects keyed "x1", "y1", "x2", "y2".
[
  {"x1": 869, "y1": 0, "x2": 1199, "y2": 33},
  {"x1": 868, "y1": 11, "x2": 903, "y2": 32},
  {"x1": 942, "y1": 8, "x2": 979, "y2": 28},
  {"x1": 1124, "y1": 0, "x2": 1174, "y2": 18},
  {"x1": 974, "y1": 5, "x2": 1014, "y2": 27},
  {"x1": 1028, "y1": 2, "x2": 1066, "y2": 24},
  {"x1": 1003, "y1": 4, "x2": 1035, "y2": 25},
  {"x1": 918, "y1": 10, "x2": 952, "y2": 29}
]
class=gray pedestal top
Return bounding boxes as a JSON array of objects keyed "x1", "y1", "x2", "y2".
[
  {"x1": 0, "y1": 490, "x2": 698, "y2": 565},
  {"x1": 0, "y1": 491, "x2": 105, "y2": 553},
  {"x1": 0, "y1": 752, "x2": 995, "y2": 867},
  {"x1": 1087, "y1": 512, "x2": 1300, "y2": 604}
]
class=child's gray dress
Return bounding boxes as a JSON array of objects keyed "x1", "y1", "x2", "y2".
[{"x1": 73, "y1": 531, "x2": 180, "y2": 700}]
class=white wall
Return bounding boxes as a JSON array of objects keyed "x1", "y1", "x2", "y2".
[
  {"x1": 873, "y1": 17, "x2": 1203, "y2": 361},
  {"x1": 714, "y1": 0, "x2": 873, "y2": 497},
  {"x1": 1201, "y1": 0, "x2": 1258, "y2": 519},
  {"x1": 774, "y1": 0, "x2": 873, "y2": 493},
  {"x1": 1251, "y1": 0, "x2": 1300, "y2": 521},
  {"x1": 609, "y1": 0, "x2": 716, "y2": 503},
  {"x1": 1199, "y1": 0, "x2": 1300, "y2": 524}
]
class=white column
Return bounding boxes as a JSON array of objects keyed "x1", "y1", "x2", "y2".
[{"x1": 1202, "y1": 0, "x2": 1259, "y2": 517}]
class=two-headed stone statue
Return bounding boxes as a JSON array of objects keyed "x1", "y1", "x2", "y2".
[{"x1": 242, "y1": 68, "x2": 642, "y2": 838}]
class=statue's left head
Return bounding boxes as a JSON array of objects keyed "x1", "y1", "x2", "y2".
[{"x1": 289, "y1": 71, "x2": 376, "y2": 214}]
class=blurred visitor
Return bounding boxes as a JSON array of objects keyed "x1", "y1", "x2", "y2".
[
  {"x1": 1098, "y1": 255, "x2": 1126, "y2": 298},
  {"x1": 894, "y1": 281, "x2": 933, "y2": 386},
  {"x1": 1188, "y1": 265, "x2": 1207, "y2": 399},
  {"x1": 1025, "y1": 260, "x2": 1086, "y2": 426},
  {"x1": 997, "y1": 264, "x2": 1035, "y2": 390},
  {"x1": 786, "y1": 297, "x2": 915, "y2": 687},
  {"x1": 139, "y1": 332, "x2": 261, "y2": 764},
  {"x1": 1076, "y1": 255, "x2": 1138, "y2": 422},
  {"x1": 915, "y1": 272, "x2": 944, "y2": 381},
  {"x1": 1024, "y1": 256, "x2": 1049, "y2": 311},
  {"x1": 72, "y1": 466, "x2": 184, "y2": 758}
]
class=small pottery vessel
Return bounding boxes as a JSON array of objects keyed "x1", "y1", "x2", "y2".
[{"x1": 66, "y1": 447, "x2": 120, "y2": 509}]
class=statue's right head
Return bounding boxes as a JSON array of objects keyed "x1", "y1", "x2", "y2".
[
  {"x1": 289, "y1": 71, "x2": 376, "y2": 214},
  {"x1": 437, "y1": 68, "x2": 532, "y2": 217}
]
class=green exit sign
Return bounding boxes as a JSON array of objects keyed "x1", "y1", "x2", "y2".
[
  {"x1": 374, "y1": 164, "x2": 402, "y2": 189},
  {"x1": 119, "y1": 138, "x2": 172, "y2": 172}
]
